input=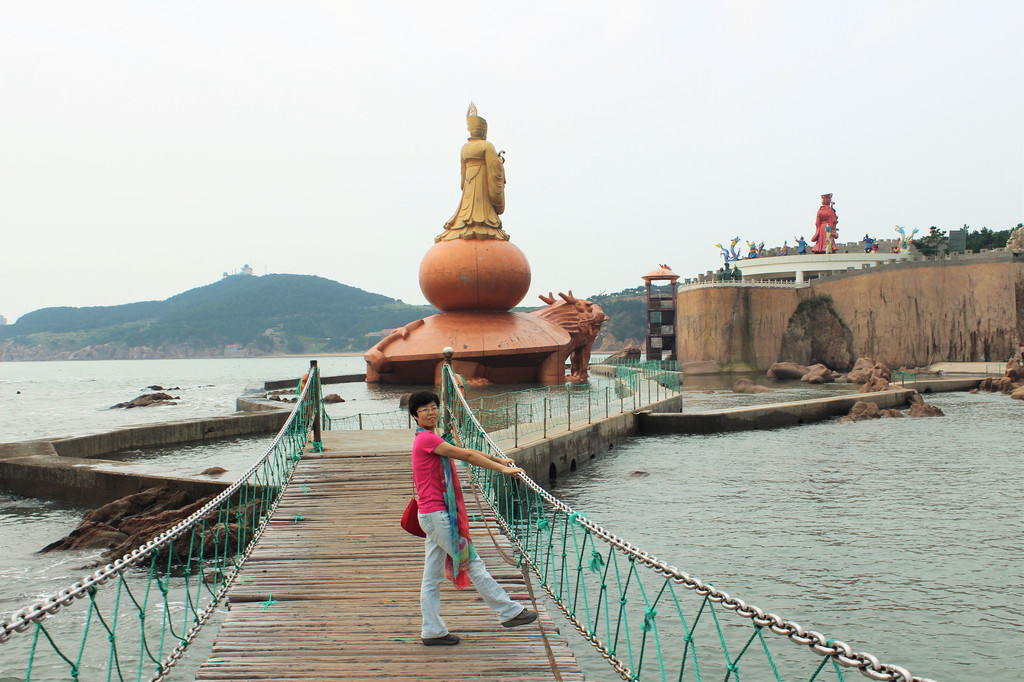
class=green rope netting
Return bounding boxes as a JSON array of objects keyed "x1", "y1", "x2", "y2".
[
  {"x1": 440, "y1": 364, "x2": 859, "y2": 682},
  {"x1": 3, "y1": 368, "x2": 327, "y2": 681}
]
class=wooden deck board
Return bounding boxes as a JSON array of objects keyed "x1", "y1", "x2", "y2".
[{"x1": 194, "y1": 430, "x2": 585, "y2": 681}]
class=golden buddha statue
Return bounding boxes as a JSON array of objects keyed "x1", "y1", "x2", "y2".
[{"x1": 436, "y1": 103, "x2": 510, "y2": 242}]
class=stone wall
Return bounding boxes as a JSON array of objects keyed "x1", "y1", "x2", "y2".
[
  {"x1": 675, "y1": 286, "x2": 801, "y2": 369},
  {"x1": 675, "y1": 258, "x2": 1024, "y2": 370}
]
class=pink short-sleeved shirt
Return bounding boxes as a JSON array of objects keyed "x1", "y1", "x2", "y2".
[{"x1": 412, "y1": 429, "x2": 447, "y2": 513}]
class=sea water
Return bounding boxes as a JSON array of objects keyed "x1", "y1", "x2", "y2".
[
  {"x1": 549, "y1": 388, "x2": 1023, "y2": 681},
  {"x1": 0, "y1": 359, "x2": 1020, "y2": 679}
]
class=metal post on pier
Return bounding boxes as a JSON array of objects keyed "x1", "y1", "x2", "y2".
[
  {"x1": 514, "y1": 402, "x2": 519, "y2": 448},
  {"x1": 567, "y1": 390, "x2": 571, "y2": 429},
  {"x1": 588, "y1": 388, "x2": 592, "y2": 423},
  {"x1": 543, "y1": 397, "x2": 548, "y2": 438},
  {"x1": 605, "y1": 386, "x2": 609, "y2": 418},
  {"x1": 310, "y1": 360, "x2": 321, "y2": 444}
]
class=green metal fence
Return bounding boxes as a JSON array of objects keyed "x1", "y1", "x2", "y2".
[
  {"x1": 0, "y1": 366, "x2": 326, "y2": 681},
  {"x1": 440, "y1": 361, "x2": 934, "y2": 682},
  {"x1": 324, "y1": 367, "x2": 682, "y2": 443}
]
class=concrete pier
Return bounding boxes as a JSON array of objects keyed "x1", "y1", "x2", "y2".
[
  {"x1": 639, "y1": 389, "x2": 915, "y2": 434},
  {"x1": 492, "y1": 394, "x2": 682, "y2": 484},
  {"x1": 0, "y1": 409, "x2": 287, "y2": 505}
]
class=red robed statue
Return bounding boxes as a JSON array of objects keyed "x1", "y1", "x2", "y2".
[{"x1": 812, "y1": 193, "x2": 839, "y2": 254}]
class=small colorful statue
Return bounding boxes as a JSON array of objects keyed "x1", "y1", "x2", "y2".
[
  {"x1": 715, "y1": 237, "x2": 742, "y2": 262},
  {"x1": 894, "y1": 225, "x2": 919, "y2": 254},
  {"x1": 747, "y1": 241, "x2": 759, "y2": 259},
  {"x1": 780, "y1": 241, "x2": 789, "y2": 256},
  {"x1": 795, "y1": 236, "x2": 808, "y2": 255},
  {"x1": 863, "y1": 234, "x2": 877, "y2": 253}
]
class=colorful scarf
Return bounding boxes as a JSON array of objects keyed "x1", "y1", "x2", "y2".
[
  {"x1": 417, "y1": 427, "x2": 478, "y2": 589},
  {"x1": 442, "y1": 451, "x2": 478, "y2": 589}
]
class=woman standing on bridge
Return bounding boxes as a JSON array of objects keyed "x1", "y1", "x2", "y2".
[{"x1": 408, "y1": 390, "x2": 538, "y2": 646}]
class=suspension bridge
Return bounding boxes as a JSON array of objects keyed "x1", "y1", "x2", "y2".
[{"x1": 1, "y1": 357, "x2": 937, "y2": 681}]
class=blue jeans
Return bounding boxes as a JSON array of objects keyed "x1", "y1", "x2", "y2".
[{"x1": 418, "y1": 510, "x2": 523, "y2": 638}]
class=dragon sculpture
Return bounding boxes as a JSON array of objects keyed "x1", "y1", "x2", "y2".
[
  {"x1": 715, "y1": 237, "x2": 742, "y2": 262},
  {"x1": 894, "y1": 225, "x2": 919, "y2": 254},
  {"x1": 530, "y1": 291, "x2": 607, "y2": 382}
]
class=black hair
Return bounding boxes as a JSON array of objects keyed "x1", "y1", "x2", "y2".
[{"x1": 408, "y1": 390, "x2": 440, "y2": 418}]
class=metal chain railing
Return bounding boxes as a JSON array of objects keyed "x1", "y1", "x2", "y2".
[
  {"x1": 1, "y1": 364, "x2": 326, "y2": 681},
  {"x1": 440, "y1": 361, "x2": 937, "y2": 682}
]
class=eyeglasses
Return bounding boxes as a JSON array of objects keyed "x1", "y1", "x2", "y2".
[{"x1": 416, "y1": 405, "x2": 440, "y2": 415}]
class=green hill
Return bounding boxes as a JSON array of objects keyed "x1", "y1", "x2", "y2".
[{"x1": 0, "y1": 274, "x2": 436, "y2": 360}]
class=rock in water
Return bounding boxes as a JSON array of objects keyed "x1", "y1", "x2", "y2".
[
  {"x1": 766, "y1": 362, "x2": 809, "y2": 380},
  {"x1": 908, "y1": 402, "x2": 944, "y2": 417},
  {"x1": 732, "y1": 378, "x2": 774, "y2": 394},
  {"x1": 323, "y1": 393, "x2": 345, "y2": 403},
  {"x1": 801, "y1": 364, "x2": 835, "y2": 384},
  {"x1": 39, "y1": 524, "x2": 129, "y2": 552},
  {"x1": 733, "y1": 378, "x2": 754, "y2": 393},
  {"x1": 905, "y1": 390, "x2": 944, "y2": 417},
  {"x1": 860, "y1": 376, "x2": 891, "y2": 393},
  {"x1": 841, "y1": 401, "x2": 881, "y2": 422},
  {"x1": 38, "y1": 487, "x2": 253, "y2": 561},
  {"x1": 110, "y1": 392, "x2": 177, "y2": 409},
  {"x1": 846, "y1": 358, "x2": 875, "y2": 383}
]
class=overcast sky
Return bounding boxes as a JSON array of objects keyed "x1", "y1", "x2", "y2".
[{"x1": 1, "y1": 1, "x2": 1021, "y2": 322}]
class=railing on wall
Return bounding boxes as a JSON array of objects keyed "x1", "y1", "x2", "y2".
[{"x1": 323, "y1": 363, "x2": 682, "y2": 444}]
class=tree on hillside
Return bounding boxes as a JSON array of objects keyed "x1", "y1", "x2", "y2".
[
  {"x1": 912, "y1": 226, "x2": 948, "y2": 257},
  {"x1": 965, "y1": 226, "x2": 1013, "y2": 252}
]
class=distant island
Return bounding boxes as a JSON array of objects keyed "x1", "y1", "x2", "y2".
[
  {"x1": 0, "y1": 274, "x2": 434, "y2": 361},
  {"x1": 0, "y1": 274, "x2": 648, "y2": 361}
]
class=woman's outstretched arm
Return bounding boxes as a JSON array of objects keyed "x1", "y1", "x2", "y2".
[{"x1": 433, "y1": 440, "x2": 523, "y2": 476}]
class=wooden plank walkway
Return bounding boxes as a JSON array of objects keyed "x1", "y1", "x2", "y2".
[{"x1": 195, "y1": 430, "x2": 586, "y2": 681}]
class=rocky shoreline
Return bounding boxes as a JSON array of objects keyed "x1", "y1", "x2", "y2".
[{"x1": 0, "y1": 340, "x2": 271, "y2": 362}]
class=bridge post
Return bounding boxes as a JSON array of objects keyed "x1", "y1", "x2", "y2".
[
  {"x1": 310, "y1": 360, "x2": 321, "y2": 444},
  {"x1": 605, "y1": 386, "x2": 609, "y2": 418},
  {"x1": 567, "y1": 390, "x2": 571, "y2": 429},
  {"x1": 441, "y1": 346, "x2": 455, "y2": 435}
]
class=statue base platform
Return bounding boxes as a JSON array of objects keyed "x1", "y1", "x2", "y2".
[{"x1": 364, "y1": 311, "x2": 572, "y2": 385}]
